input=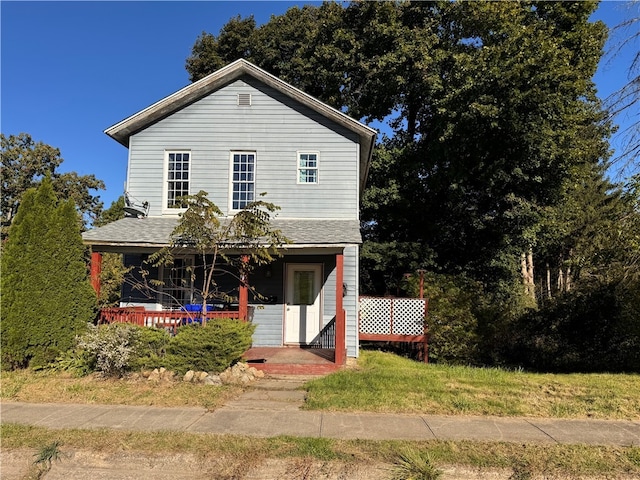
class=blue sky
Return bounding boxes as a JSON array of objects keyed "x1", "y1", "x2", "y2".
[{"x1": 2, "y1": 1, "x2": 638, "y2": 211}]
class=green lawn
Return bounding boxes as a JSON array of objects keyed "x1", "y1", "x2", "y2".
[
  {"x1": 3, "y1": 350, "x2": 639, "y2": 419},
  {"x1": 304, "y1": 351, "x2": 640, "y2": 419}
]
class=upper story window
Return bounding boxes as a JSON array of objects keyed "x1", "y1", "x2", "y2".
[
  {"x1": 297, "y1": 152, "x2": 318, "y2": 184},
  {"x1": 166, "y1": 151, "x2": 190, "y2": 209},
  {"x1": 231, "y1": 152, "x2": 255, "y2": 210}
]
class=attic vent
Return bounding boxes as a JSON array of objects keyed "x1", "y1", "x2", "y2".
[{"x1": 237, "y1": 93, "x2": 252, "y2": 106}]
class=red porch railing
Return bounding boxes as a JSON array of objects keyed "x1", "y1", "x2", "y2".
[{"x1": 98, "y1": 307, "x2": 242, "y2": 333}]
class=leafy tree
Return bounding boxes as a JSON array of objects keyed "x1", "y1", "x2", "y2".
[
  {"x1": 141, "y1": 191, "x2": 288, "y2": 316},
  {"x1": 1, "y1": 133, "x2": 104, "y2": 235},
  {"x1": 1, "y1": 176, "x2": 96, "y2": 368},
  {"x1": 186, "y1": 1, "x2": 623, "y2": 366},
  {"x1": 186, "y1": 15, "x2": 257, "y2": 81},
  {"x1": 506, "y1": 279, "x2": 640, "y2": 372},
  {"x1": 403, "y1": 272, "x2": 484, "y2": 365},
  {"x1": 534, "y1": 165, "x2": 635, "y2": 300},
  {"x1": 605, "y1": 1, "x2": 639, "y2": 177}
]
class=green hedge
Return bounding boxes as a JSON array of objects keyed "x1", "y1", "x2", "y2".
[{"x1": 163, "y1": 319, "x2": 256, "y2": 374}]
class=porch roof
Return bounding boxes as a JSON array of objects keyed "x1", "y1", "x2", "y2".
[{"x1": 83, "y1": 217, "x2": 362, "y2": 250}]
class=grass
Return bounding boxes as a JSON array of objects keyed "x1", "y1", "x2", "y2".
[
  {"x1": 303, "y1": 351, "x2": 640, "y2": 419},
  {"x1": 2, "y1": 423, "x2": 639, "y2": 478},
  {"x1": 0, "y1": 369, "x2": 241, "y2": 410},
  {"x1": 3, "y1": 350, "x2": 639, "y2": 420},
  {"x1": 391, "y1": 448, "x2": 443, "y2": 480},
  {"x1": 4, "y1": 353, "x2": 639, "y2": 478}
]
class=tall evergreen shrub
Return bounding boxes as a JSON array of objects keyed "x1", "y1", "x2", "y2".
[{"x1": 1, "y1": 177, "x2": 95, "y2": 368}]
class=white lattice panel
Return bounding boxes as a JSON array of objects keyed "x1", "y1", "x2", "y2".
[
  {"x1": 359, "y1": 297, "x2": 392, "y2": 334},
  {"x1": 391, "y1": 298, "x2": 426, "y2": 335},
  {"x1": 359, "y1": 297, "x2": 427, "y2": 336}
]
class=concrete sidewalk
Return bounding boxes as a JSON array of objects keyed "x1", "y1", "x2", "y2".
[{"x1": 2, "y1": 400, "x2": 639, "y2": 446}]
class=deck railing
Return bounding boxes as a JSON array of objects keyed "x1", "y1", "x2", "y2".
[
  {"x1": 358, "y1": 296, "x2": 429, "y2": 362},
  {"x1": 309, "y1": 317, "x2": 336, "y2": 349},
  {"x1": 98, "y1": 306, "x2": 242, "y2": 333}
]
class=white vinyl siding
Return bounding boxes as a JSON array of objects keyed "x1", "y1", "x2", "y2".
[{"x1": 127, "y1": 79, "x2": 359, "y2": 218}]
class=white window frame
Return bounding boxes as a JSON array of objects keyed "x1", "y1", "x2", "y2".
[
  {"x1": 229, "y1": 151, "x2": 256, "y2": 211},
  {"x1": 163, "y1": 150, "x2": 191, "y2": 214},
  {"x1": 297, "y1": 151, "x2": 319, "y2": 185}
]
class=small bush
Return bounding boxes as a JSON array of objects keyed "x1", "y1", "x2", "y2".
[
  {"x1": 47, "y1": 348, "x2": 94, "y2": 377},
  {"x1": 164, "y1": 319, "x2": 255, "y2": 374},
  {"x1": 506, "y1": 280, "x2": 640, "y2": 373},
  {"x1": 129, "y1": 327, "x2": 172, "y2": 371},
  {"x1": 77, "y1": 323, "x2": 141, "y2": 377},
  {"x1": 391, "y1": 448, "x2": 443, "y2": 480}
]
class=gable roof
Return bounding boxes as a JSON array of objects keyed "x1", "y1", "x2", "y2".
[{"x1": 105, "y1": 59, "x2": 377, "y2": 190}]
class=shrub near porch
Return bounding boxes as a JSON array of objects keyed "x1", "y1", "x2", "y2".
[{"x1": 163, "y1": 320, "x2": 256, "y2": 374}]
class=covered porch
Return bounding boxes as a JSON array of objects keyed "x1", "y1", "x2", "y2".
[{"x1": 90, "y1": 249, "x2": 349, "y2": 369}]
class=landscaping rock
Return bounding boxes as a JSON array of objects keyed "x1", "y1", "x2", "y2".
[
  {"x1": 183, "y1": 370, "x2": 195, "y2": 383},
  {"x1": 148, "y1": 368, "x2": 161, "y2": 382},
  {"x1": 218, "y1": 362, "x2": 263, "y2": 385},
  {"x1": 203, "y1": 375, "x2": 222, "y2": 386}
]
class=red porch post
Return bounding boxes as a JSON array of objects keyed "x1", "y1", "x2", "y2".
[
  {"x1": 335, "y1": 252, "x2": 346, "y2": 365},
  {"x1": 90, "y1": 251, "x2": 102, "y2": 298},
  {"x1": 239, "y1": 255, "x2": 249, "y2": 322}
]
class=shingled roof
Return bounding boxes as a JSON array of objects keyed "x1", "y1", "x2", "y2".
[
  {"x1": 104, "y1": 59, "x2": 376, "y2": 191},
  {"x1": 83, "y1": 217, "x2": 362, "y2": 251}
]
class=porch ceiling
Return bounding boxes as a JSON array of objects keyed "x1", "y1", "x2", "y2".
[{"x1": 83, "y1": 217, "x2": 362, "y2": 251}]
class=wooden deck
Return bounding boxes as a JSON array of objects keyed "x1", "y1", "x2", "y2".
[{"x1": 358, "y1": 296, "x2": 429, "y2": 362}]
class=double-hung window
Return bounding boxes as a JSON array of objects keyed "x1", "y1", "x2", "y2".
[
  {"x1": 231, "y1": 152, "x2": 255, "y2": 210},
  {"x1": 297, "y1": 152, "x2": 318, "y2": 184},
  {"x1": 166, "y1": 151, "x2": 190, "y2": 209}
]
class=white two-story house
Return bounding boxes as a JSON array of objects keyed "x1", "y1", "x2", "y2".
[{"x1": 83, "y1": 59, "x2": 376, "y2": 367}]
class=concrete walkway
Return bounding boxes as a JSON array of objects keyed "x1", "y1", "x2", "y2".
[{"x1": 2, "y1": 376, "x2": 639, "y2": 447}]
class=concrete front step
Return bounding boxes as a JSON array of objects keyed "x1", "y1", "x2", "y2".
[
  {"x1": 222, "y1": 399, "x2": 304, "y2": 411},
  {"x1": 251, "y1": 378, "x2": 313, "y2": 391},
  {"x1": 221, "y1": 378, "x2": 310, "y2": 411},
  {"x1": 250, "y1": 363, "x2": 341, "y2": 375},
  {"x1": 239, "y1": 390, "x2": 307, "y2": 402}
]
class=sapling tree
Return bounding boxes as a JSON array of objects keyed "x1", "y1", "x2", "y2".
[{"x1": 143, "y1": 191, "x2": 288, "y2": 319}]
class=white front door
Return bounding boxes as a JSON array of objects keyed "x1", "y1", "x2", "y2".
[{"x1": 285, "y1": 264, "x2": 322, "y2": 345}]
